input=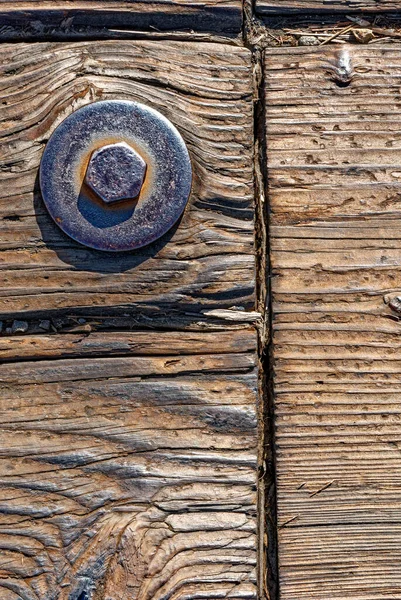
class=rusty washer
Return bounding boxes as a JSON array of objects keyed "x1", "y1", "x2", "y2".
[{"x1": 39, "y1": 100, "x2": 192, "y2": 251}]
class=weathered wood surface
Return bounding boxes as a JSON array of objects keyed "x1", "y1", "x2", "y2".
[
  {"x1": 0, "y1": 1, "x2": 242, "y2": 36},
  {"x1": 0, "y1": 328, "x2": 258, "y2": 599},
  {"x1": 256, "y1": 0, "x2": 401, "y2": 15},
  {"x1": 0, "y1": 330, "x2": 255, "y2": 360},
  {"x1": 266, "y1": 45, "x2": 401, "y2": 599},
  {"x1": 0, "y1": 29, "x2": 260, "y2": 600},
  {"x1": 0, "y1": 40, "x2": 254, "y2": 322}
]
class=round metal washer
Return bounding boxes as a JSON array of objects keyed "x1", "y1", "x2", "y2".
[{"x1": 40, "y1": 100, "x2": 192, "y2": 252}]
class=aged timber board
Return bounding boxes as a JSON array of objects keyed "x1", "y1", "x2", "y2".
[
  {"x1": 0, "y1": 40, "x2": 254, "y2": 324},
  {"x1": 266, "y1": 45, "x2": 401, "y2": 599},
  {"x1": 0, "y1": 329, "x2": 258, "y2": 599},
  {"x1": 256, "y1": 0, "x2": 401, "y2": 15},
  {"x1": 0, "y1": 1, "x2": 242, "y2": 36},
  {"x1": 0, "y1": 38, "x2": 259, "y2": 600}
]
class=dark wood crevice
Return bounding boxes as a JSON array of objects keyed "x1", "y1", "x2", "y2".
[
  {"x1": 0, "y1": 4, "x2": 243, "y2": 40},
  {"x1": 245, "y1": 17, "x2": 278, "y2": 600}
]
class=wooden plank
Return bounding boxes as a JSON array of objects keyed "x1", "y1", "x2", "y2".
[
  {"x1": 266, "y1": 45, "x2": 401, "y2": 599},
  {"x1": 0, "y1": 1, "x2": 242, "y2": 36},
  {"x1": 0, "y1": 328, "x2": 258, "y2": 599},
  {"x1": 0, "y1": 329, "x2": 255, "y2": 360},
  {"x1": 256, "y1": 0, "x2": 401, "y2": 15},
  {"x1": 0, "y1": 40, "x2": 254, "y2": 322}
]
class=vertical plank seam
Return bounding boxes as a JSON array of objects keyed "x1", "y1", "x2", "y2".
[
  {"x1": 243, "y1": 1, "x2": 278, "y2": 596},
  {"x1": 256, "y1": 48, "x2": 279, "y2": 600}
]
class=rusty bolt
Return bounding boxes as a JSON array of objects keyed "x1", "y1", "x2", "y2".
[
  {"x1": 40, "y1": 100, "x2": 192, "y2": 251},
  {"x1": 85, "y1": 141, "x2": 147, "y2": 204}
]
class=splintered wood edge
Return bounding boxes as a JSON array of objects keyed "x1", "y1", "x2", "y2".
[{"x1": 0, "y1": 329, "x2": 257, "y2": 361}]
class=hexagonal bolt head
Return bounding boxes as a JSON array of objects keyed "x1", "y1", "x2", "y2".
[{"x1": 85, "y1": 142, "x2": 147, "y2": 205}]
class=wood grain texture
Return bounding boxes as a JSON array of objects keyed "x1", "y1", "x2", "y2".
[
  {"x1": 0, "y1": 328, "x2": 258, "y2": 599},
  {"x1": 0, "y1": 0, "x2": 242, "y2": 35},
  {"x1": 0, "y1": 329, "x2": 255, "y2": 361},
  {"x1": 256, "y1": 0, "x2": 401, "y2": 15},
  {"x1": 266, "y1": 45, "x2": 401, "y2": 599},
  {"x1": 0, "y1": 40, "x2": 254, "y2": 322}
]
